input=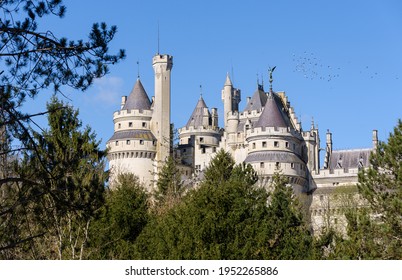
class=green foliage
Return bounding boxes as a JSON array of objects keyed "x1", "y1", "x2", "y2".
[
  {"x1": 0, "y1": 97, "x2": 107, "y2": 259},
  {"x1": 262, "y1": 173, "x2": 313, "y2": 259},
  {"x1": 0, "y1": 0, "x2": 124, "y2": 256},
  {"x1": 87, "y1": 173, "x2": 149, "y2": 259},
  {"x1": 154, "y1": 156, "x2": 183, "y2": 207},
  {"x1": 135, "y1": 150, "x2": 313, "y2": 260},
  {"x1": 356, "y1": 120, "x2": 402, "y2": 259},
  {"x1": 320, "y1": 120, "x2": 402, "y2": 260}
]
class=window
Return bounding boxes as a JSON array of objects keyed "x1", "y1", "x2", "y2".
[
  {"x1": 285, "y1": 142, "x2": 289, "y2": 148},
  {"x1": 274, "y1": 141, "x2": 279, "y2": 147},
  {"x1": 201, "y1": 147, "x2": 206, "y2": 154},
  {"x1": 252, "y1": 143, "x2": 256, "y2": 149},
  {"x1": 275, "y1": 162, "x2": 280, "y2": 169},
  {"x1": 291, "y1": 162, "x2": 295, "y2": 169},
  {"x1": 129, "y1": 122, "x2": 133, "y2": 127},
  {"x1": 126, "y1": 140, "x2": 130, "y2": 145},
  {"x1": 118, "y1": 123, "x2": 121, "y2": 129},
  {"x1": 262, "y1": 141, "x2": 267, "y2": 148},
  {"x1": 212, "y1": 147, "x2": 216, "y2": 153},
  {"x1": 140, "y1": 140, "x2": 144, "y2": 145},
  {"x1": 260, "y1": 162, "x2": 265, "y2": 168},
  {"x1": 200, "y1": 137, "x2": 204, "y2": 143},
  {"x1": 142, "y1": 122, "x2": 146, "y2": 128},
  {"x1": 115, "y1": 141, "x2": 119, "y2": 146}
]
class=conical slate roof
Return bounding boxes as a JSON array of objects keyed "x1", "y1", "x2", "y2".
[
  {"x1": 255, "y1": 92, "x2": 291, "y2": 128},
  {"x1": 244, "y1": 87, "x2": 267, "y2": 112},
  {"x1": 122, "y1": 79, "x2": 151, "y2": 111},
  {"x1": 224, "y1": 73, "x2": 233, "y2": 86},
  {"x1": 186, "y1": 96, "x2": 209, "y2": 128}
]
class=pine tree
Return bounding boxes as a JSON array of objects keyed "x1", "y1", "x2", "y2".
[
  {"x1": 356, "y1": 119, "x2": 402, "y2": 259},
  {"x1": 87, "y1": 173, "x2": 149, "y2": 259},
  {"x1": 0, "y1": 0, "x2": 124, "y2": 255},
  {"x1": 154, "y1": 156, "x2": 183, "y2": 211},
  {"x1": 134, "y1": 150, "x2": 313, "y2": 259},
  {"x1": 1, "y1": 97, "x2": 107, "y2": 259}
]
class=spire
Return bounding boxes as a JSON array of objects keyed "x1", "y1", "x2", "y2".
[
  {"x1": 224, "y1": 72, "x2": 233, "y2": 87},
  {"x1": 122, "y1": 79, "x2": 151, "y2": 111}
]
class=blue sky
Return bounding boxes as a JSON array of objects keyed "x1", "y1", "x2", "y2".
[{"x1": 24, "y1": 0, "x2": 402, "y2": 163}]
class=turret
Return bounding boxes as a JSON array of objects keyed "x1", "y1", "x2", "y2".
[
  {"x1": 221, "y1": 73, "x2": 240, "y2": 133},
  {"x1": 222, "y1": 73, "x2": 233, "y2": 128},
  {"x1": 151, "y1": 54, "x2": 173, "y2": 166}
]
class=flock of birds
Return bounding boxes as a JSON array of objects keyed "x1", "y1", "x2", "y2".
[{"x1": 291, "y1": 51, "x2": 400, "y2": 82}]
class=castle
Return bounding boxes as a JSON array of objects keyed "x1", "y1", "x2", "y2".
[{"x1": 107, "y1": 53, "x2": 377, "y2": 232}]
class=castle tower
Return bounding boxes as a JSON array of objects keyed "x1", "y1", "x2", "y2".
[
  {"x1": 178, "y1": 95, "x2": 221, "y2": 173},
  {"x1": 107, "y1": 77, "x2": 156, "y2": 189},
  {"x1": 221, "y1": 73, "x2": 241, "y2": 131},
  {"x1": 245, "y1": 91, "x2": 310, "y2": 194},
  {"x1": 151, "y1": 54, "x2": 173, "y2": 167}
]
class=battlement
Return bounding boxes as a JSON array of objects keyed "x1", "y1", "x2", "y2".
[
  {"x1": 113, "y1": 109, "x2": 153, "y2": 119},
  {"x1": 179, "y1": 125, "x2": 220, "y2": 135},
  {"x1": 152, "y1": 54, "x2": 173, "y2": 70}
]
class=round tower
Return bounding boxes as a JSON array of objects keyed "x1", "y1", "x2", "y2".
[
  {"x1": 244, "y1": 92, "x2": 309, "y2": 194},
  {"x1": 107, "y1": 78, "x2": 156, "y2": 190}
]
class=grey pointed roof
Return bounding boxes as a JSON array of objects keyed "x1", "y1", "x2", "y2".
[
  {"x1": 122, "y1": 79, "x2": 151, "y2": 111},
  {"x1": 254, "y1": 92, "x2": 291, "y2": 128},
  {"x1": 329, "y1": 149, "x2": 372, "y2": 170},
  {"x1": 186, "y1": 96, "x2": 209, "y2": 128},
  {"x1": 244, "y1": 87, "x2": 267, "y2": 112}
]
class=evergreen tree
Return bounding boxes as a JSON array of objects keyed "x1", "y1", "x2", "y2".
[
  {"x1": 261, "y1": 172, "x2": 313, "y2": 259},
  {"x1": 87, "y1": 173, "x2": 149, "y2": 259},
  {"x1": 356, "y1": 119, "x2": 402, "y2": 259},
  {"x1": 0, "y1": 0, "x2": 124, "y2": 254},
  {"x1": 135, "y1": 150, "x2": 313, "y2": 260},
  {"x1": 153, "y1": 156, "x2": 183, "y2": 211},
  {"x1": 1, "y1": 97, "x2": 107, "y2": 259}
]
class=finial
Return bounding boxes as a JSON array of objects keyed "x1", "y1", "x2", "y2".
[
  {"x1": 268, "y1": 66, "x2": 276, "y2": 91},
  {"x1": 137, "y1": 60, "x2": 140, "y2": 79},
  {"x1": 199, "y1": 84, "x2": 203, "y2": 98},
  {"x1": 311, "y1": 117, "x2": 315, "y2": 130},
  {"x1": 256, "y1": 73, "x2": 259, "y2": 87}
]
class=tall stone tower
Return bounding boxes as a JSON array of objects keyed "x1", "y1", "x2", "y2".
[{"x1": 151, "y1": 54, "x2": 173, "y2": 168}]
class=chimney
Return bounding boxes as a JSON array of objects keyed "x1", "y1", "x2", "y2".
[
  {"x1": 121, "y1": 96, "x2": 127, "y2": 109},
  {"x1": 372, "y1": 129, "x2": 378, "y2": 150}
]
